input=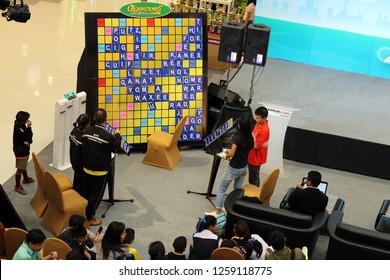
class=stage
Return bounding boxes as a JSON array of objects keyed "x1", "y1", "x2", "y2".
[{"x1": 214, "y1": 59, "x2": 390, "y2": 179}]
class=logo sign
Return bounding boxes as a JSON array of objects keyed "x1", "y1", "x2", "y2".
[
  {"x1": 120, "y1": 2, "x2": 171, "y2": 18},
  {"x1": 204, "y1": 118, "x2": 234, "y2": 147}
]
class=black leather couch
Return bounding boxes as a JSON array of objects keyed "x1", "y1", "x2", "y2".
[
  {"x1": 326, "y1": 210, "x2": 390, "y2": 259},
  {"x1": 224, "y1": 188, "x2": 328, "y2": 256}
]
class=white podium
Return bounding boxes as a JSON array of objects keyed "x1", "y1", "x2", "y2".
[
  {"x1": 51, "y1": 92, "x2": 87, "y2": 170},
  {"x1": 259, "y1": 102, "x2": 299, "y2": 177}
]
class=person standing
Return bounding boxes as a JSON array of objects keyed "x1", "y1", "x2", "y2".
[
  {"x1": 13, "y1": 111, "x2": 35, "y2": 195},
  {"x1": 69, "y1": 113, "x2": 91, "y2": 193},
  {"x1": 243, "y1": 0, "x2": 257, "y2": 28},
  {"x1": 248, "y1": 106, "x2": 269, "y2": 187},
  {"x1": 205, "y1": 113, "x2": 254, "y2": 216},
  {"x1": 80, "y1": 108, "x2": 122, "y2": 226}
]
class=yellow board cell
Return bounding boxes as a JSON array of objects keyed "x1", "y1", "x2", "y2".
[
  {"x1": 176, "y1": 85, "x2": 183, "y2": 93},
  {"x1": 141, "y1": 18, "x2": 147, "y2": 26},
  {"x1": 141, "y1": 127, "x2": 148, "y2": 135},
  {"x1": 134, "y1": 111, "x2": 141, "y2": 118},
  {"x1": 105, "y1": 36, "x2": 112, "y2": 44},
  {"x1": 133, "y1": 103, "x2": 141, "y2": 110},
  {"x1": 147, "y1": 118, "x2": 155, "y2": 127},
  {"x1": 169, "y1": 85, "x2": 176, "y2": 92},
  {"x1": 196, "y1": 100, "x2": 203, "y2": 107},
  {"x1": 134, "y1": 119, "x2": 141, "y2": 126},
  {"x1": 113, "y1": 96, "x2": 120, "y2": 105},
  {"x1": 169, "y1": 93, "x2": 175, "y2": 100},
  {"x1": 133, "y1": 136, "x2": 140, "y2": 143},
  {"x1": 97, "y1": 27, "x2": 105, "y2": 36},
  {"x1": 155, "y1": 52, "x2": 161, "y2": 60},
  {"x1": 182, "y1": 18, "x2": 189, "y2": 26},
  {"x1": 105, "y1": 53, "x2": 113, "y2": 60},
  {"x1": 105, "y1": 104, "x2": 113, "y2": 112},
  {"x1": 120, "y1": 70, "x2": 127, "y2": 77},
  {"x1": 155, "y1": 18, "x2": 161, "y2": 26},
  {"x1": 148, "y1": 127, "x2": 156, "y2": 134},
  {"x1": 141, "y1": 44, "x2": 148, "y2": 52},
  {"x1": 133, "y1": 69, "x2": 141, "y2": 77},
  {"x1": 190, "y1": 68, "x2": 196, "y2": 76},
  {"x1": 161, "y1": 102, "x2": 169, "y2": 110},
  {"x1": 98, "y1": 96, "x2": 105, "y2": 104},
  {"x1": 120, "y1": 36, "x2": 127, "y2": 44},
  {"x1": 189, "y1": 100, "x2": 196, "y2": 108},
  {"x1": 162, "y1": 115, "x2": 169, "y2": 123},
  {"x1": 176, "y1": 93, "x2": 183, "y2": 100},
  {"x1": 169, "y1": 117, "x2": 176, "y2": 124},
  {"x1": 148, "y1": 85, "x2": 155, "y2": 93},
  {"x1": 169, "y1": 43, "x2": 176, "y2": 51},
  {"x1": 133, "y1": 18, "x2": 141, "y2": 26},
  {"x1": 112, "y1": 79, "x2": 120, "y2": 87},
  {"x1": 148, "y1": 35, "x2": 155, "y2": 44},
  {"x1": 196, "y1": 60, "x2": 203, "y2": 67},
  {"x1": 112, "y1": 19, "x2": 119, "y2": 26},
  {"x1": 190, "y1": 43, "x2": 196, "y2": 52},
  {"x1": 169, "y1": 77, "x2": 176, "y2": 84},
  {"x1": 127, "y1": 36, "x2": 134, "y2": 43},
  {"x1": 148, "y1": 61, "x2": 155, "y2": 68},
  {"x1": 98, "y1": 36, "x2": 105, "y2": 44},
  {"x1": 104, "y1": 18, "x2": 112, "y2": 25},
  {"x1": 161, "y1": 18, "x2": 168, "y2": 26},
  {"x1": 162, "y1": 36, "x2": 169, "y2": 43},
  {"x1": 120, "y1": 96, "x2": 127, "y2": 103},
  {"x1": 141, "y1": 61, "x2": 148, "y2": 68},
  {"x1": 148, "y1": 27, "x2": 155, "y2": 35},
  {"x1": 183, "y1": 60, "x2": 189, "y2": 68},
  {"x1": 175, "y1": 27, "x2": 182, "y2": 35},
  {"x1": 189, "y1": 18, "x2": 195, "y2": 25},
  {"x1": 155, "y1": 60, "x2": 162, "y2": 68},
  {"x1": 155, "y1": 44, "x2": 162, "y2": 52},
  {"x1": 112, "y1": 53, "x2": 119, "y2": 60},
  {"x1": 155, "y1": 109, "x2": 162, "y2": 117},
  {"x1": 141, "y1": 103, "x2": 148, "y2": 110},
  {"x1": 141, "y1": 26, "x2": 148, "y2": 34},
  {"x1": 176, "y1": 35, "x2": 182, "y2": 42},
  {"x1": 155, "y1": 26, "x2": 161, "y2": 34},
  {"x1": 196, "y1": 68, "x2": 203, "y2": 75},
  {"x1": 98, "y1": 70, "x2": 105, "y2": 78},
  {"x1": 98, "y1": 53, "x2": 105, "y2": 61},
  {"x1": 169, "y1": 18, "x2": 175, "y2": 26},
  {"x1": 127, "y1": 95, "x2": 134, "y2": 102},
  {"x1": 169, "y1": 35, "x2": 175, "y2": 42},
  {"x1": 105, "y1": 79, "x2": 112, "y2": 86},
  {"x1": 162, "y1": 52, "x2": 168, "y2": 60},
  {"x1": 141, "y1": 135, "x2": 148, "y2": 143}
]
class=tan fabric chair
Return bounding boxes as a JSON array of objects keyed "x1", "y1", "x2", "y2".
[
  {"x1": 42, "y1": 237, "x2": 72, "y2": 260},
  {"x1": 243, "y1": 168, "x2": 280, "y2": 206},
  {"x1": 40, "y1": 171, "x2": 88, "y2": 237},
  {"x1": 142, "y1": 116, "x2": 188, "y2": 170},
  {"x1": 31, "y1": 152, "x2": 49, "y2": 218},
  {"x1": 4, "y1": 227, "x2": 28, "y2": 260},
  {"x1": 211, "y1": 247, "x2": 245, "y2": 260}
]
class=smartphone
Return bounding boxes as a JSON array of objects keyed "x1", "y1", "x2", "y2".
[{"x1": 97, "y1": 226, "x2": 103, "y2": 234}]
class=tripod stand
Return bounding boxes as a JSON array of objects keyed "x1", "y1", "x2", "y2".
[
  {"x1": 101, "y1": 153, "x2": 134, "y2": 218},
  {"x1": 187, "y1": 155, "x2": 220, "y2": 207}
]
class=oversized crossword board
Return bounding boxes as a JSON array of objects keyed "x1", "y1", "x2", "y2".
[{"x1": 84, "y1": 13, "x2": 208, "y2": 147}]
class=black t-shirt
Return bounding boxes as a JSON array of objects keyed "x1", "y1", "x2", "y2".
[{"x1": 229, "y1": 134, "x2": 253, "y2": 169}]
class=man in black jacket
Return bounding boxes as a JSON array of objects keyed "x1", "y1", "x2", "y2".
[
  {"x1": 288, "y1": 170, "x2": 328, "y2": 215},
  {"x1": 80, "y1": 108, "x2": 122, "y2": 226}
]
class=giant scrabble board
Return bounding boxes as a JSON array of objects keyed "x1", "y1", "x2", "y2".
[{"x1": 84, "y1": 13, "x2": 208, "y2": 146}]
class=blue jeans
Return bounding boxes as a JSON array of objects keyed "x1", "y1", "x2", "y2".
[{"x1": 215, "y1": 165, "x2": 248, "y2": 209}]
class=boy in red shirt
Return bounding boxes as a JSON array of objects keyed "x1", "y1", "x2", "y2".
[{"x1": 248, "y1": 107, "x2": 269, "y2": 186}]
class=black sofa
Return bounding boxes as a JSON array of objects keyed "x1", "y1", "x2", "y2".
[
  {"x1": 326, "y1": 210, "x2": 390, "y2": 259},
  {"x1": 224, "y1": 188, "x2": 328, "y2": 256}
]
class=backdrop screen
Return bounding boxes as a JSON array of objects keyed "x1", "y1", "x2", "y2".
[{"x1": 84, "y1": 13, "x2": 208, "y2": 147}]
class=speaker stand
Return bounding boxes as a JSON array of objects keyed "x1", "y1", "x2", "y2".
[
  {"x1": 247, "y1": 64, "x2": 257, "y2": 106},
  {"x1": 100, "y1": 154, "x2": 134, "y2": 218},
  {"x1": 224, "y1": 61, "x2": 232, "y2": 104}
]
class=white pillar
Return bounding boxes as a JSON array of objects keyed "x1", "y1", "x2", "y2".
[
  {"x1": 51, "y1": 92, "x2": 87, "y2": 170},
  {"x1": 258, "y1": 102, "x2": 299, "y2": 177}
]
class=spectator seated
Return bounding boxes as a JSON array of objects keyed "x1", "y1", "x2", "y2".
[
  {"x1": 224, "y1": 188, "x2": 329, "y2": 257},
  {"x1": 326, "y1": 210, "x2": 390, "y2": 259}
]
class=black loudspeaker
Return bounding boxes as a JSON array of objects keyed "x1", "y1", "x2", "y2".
[
  {"x1": 218, "y1": 22, "x2": 244, "y2": 63},
  {"x1": 244, "y1": 24, "x2": 271, "y2": 66},
  {"x1": 207, "y1": 83, "x2": 245, "y2": 135}
]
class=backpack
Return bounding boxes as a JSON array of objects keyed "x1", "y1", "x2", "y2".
[{"x1": 216, "y1": 212, "x2": 227, "y2": 229}]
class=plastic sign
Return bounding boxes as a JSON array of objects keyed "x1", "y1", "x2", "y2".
[
  {"x1": 64, "y1": 91, "x2": 76, "y2": 100},
  {"x1": 120, "y1": 2, "x2": 171, "y2": 18}
]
